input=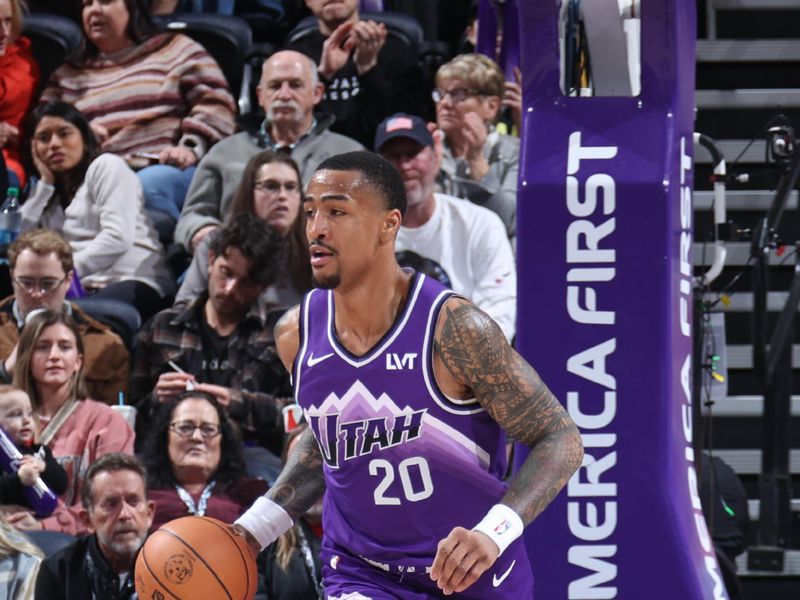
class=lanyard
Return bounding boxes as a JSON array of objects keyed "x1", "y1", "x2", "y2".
[
  {"x1": 174, "y1": 481, "x2": 216, "y2": 516},
  {"x1": 296, "y1": 525, "x2": 323, "y2": 599}
]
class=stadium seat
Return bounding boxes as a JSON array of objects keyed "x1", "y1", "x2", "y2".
[
  {"x1": 152, "y1": 14, "x2": 254, "y2": 114},
  {"x1": 21, "y1": 13, "x2": 82, "y2": 88}
]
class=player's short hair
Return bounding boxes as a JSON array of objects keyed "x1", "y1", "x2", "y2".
[
  {"x1": 436, "y1": 53, "x2": 505, "y2": 99},
  {"x1": 82, "y1": 453, "x2": 148, "y2": 511},
  {"x1": 7, "y1": 229, "x2": 74, "y2": 274},
  {"x1": 208, "y1": 213, "x2": 285, "y2": 287},
  {"x1": 316, "y1": 151, "x2": 407, "y2": 216}
]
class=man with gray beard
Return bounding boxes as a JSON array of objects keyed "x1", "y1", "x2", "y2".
[
  {"x1": 34, "y1": 454, "x2": 154, "y2": 600},
  {"x1": 175, "y1": 49, "x2": 364, "y2": 253}
]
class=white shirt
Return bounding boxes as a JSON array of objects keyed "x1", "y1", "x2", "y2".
[
  {"x1": 396, "y1": 193, "x2": 517, "y2": 340},
  {"x1": 20, "y1": 153, "x2": 173, "y2": 295}
]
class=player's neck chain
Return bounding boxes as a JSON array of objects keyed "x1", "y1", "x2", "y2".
[{"x1": 175, "y1": 480, "x2": 216, "y2": 516}]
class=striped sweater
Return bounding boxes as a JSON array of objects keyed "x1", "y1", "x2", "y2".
[{"x1": 41, "y1": 33, "x2": 236, "y2": 169}]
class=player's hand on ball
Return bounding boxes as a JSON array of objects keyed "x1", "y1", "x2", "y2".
[
  {"x1": 430, "y1": 526, "x2": 499, "y2": 595},
  {"x1": 229, "y1": 523, "x2": 261, "y2": 560}
]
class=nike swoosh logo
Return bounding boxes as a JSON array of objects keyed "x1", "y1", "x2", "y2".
[
  {"x1": 492, "y1": 559, "x2": 515, "y2": 588},
  {"x1": 307, "y1": 352, "x2": 335, "y2": 367}
]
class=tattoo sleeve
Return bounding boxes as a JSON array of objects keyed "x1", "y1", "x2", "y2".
[
  {"x1": 265, "y1": 428, "x2": 326, "y2": 520},
  {"x1": 435, "y1": 299, "x2": 584, "y2": 525}
]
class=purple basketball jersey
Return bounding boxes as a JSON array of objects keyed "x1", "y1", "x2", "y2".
[{"x1": 293, "y1": 274, "x2": 521, "y2": 571}]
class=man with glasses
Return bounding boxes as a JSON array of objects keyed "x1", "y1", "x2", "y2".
[
  {"x1": 0, "y1": 229, "x2": 129, "y2": 404},
  {"x1": 433, "y1": 53, "x2": 519, "y2": 243},
  {"x1": 35, "y1": 453, "x2": 154, "y2": 600},
  {"x1": 132, "y1": 214, "x2": 292, "y2": 483}
]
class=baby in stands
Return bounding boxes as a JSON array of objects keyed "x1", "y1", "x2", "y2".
[{"x1": 0, "y1": 385, "x2": 66, "y2": 511}]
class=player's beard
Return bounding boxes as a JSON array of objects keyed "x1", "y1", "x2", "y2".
[{"x1": 312, "y1": 272, "x2": 341, "y2": 289}]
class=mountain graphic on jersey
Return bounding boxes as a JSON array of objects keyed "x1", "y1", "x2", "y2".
[{"x1": 304, "y1": 380, "x2": 491, "y2": 475}]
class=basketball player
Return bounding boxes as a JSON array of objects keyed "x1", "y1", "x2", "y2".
[{"x1": 233, "y1": 151, "x2": 583, "y2": 598}]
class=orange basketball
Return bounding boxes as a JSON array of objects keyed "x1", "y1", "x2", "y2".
[{"x1": 135, "y1": 516, "x2": 258, "y2": 600}]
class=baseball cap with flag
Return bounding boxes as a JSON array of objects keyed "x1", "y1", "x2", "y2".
[{"x1": 374, "y1": 113, "x2": 434, "y2": 152}]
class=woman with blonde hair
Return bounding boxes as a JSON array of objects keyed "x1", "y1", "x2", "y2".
[
  {"x1": 0, "y1": 512, "x2": 43, "y2": 600},
  {"x1": 432, "y1": 53, "x2": 519, "y2": 241},
  {"x1": 10, "y1": 310, "x2": 134, "y2": 535}
]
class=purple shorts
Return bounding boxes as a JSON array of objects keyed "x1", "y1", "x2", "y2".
[{"x1": 321, "y1": 540, "x2": 534, "y2": 599}]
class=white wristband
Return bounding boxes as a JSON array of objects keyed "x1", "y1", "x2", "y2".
[
  {"x1": 472, "y1": 503, "x2": 524, "y2": 556},
  {"x1": 234, "y1": 497, "x2": 294, "y2": 550}
]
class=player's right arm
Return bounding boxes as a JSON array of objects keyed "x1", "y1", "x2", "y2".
[{"x1": 232, "y1": 306, "x2": 327, "y2": 556}]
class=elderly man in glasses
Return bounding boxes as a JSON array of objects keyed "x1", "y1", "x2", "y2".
[
  {"x1": 433, "y1": 53, "x2": 519, "y2": 244},
  {"x1": 0, "y1": 229, "x2": 129, "y2": 404}
]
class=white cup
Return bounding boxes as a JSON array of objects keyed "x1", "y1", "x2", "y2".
[{"x1": 112, "y1": 405, "x2": 137, "y2": 431}]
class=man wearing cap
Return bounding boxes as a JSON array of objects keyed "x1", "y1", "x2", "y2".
[{"x1": 376, "y1": 113, "x2": 517, "y2": 341}]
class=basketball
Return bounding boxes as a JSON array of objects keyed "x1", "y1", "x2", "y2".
[{"x1": 134, "y1": 516, "x2": 257, "y2": 600}]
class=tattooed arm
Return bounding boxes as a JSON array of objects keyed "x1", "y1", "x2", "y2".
[
  {"x1": 232, "y1": 306, "x2": 326, "y2": 554},
  {"x1": 268, "y1": 304, "x2": 327, "y2": 516},
  {"x1": 430, "y1": 297, "x2": 583, "y2": 594}
]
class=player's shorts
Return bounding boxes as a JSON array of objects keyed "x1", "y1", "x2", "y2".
[{"x1": 321, "y1": 540, "x2": 534, "y2": 600}]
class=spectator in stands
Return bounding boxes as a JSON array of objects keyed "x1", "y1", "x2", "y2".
[
  {"x1": 175, "y1": 49, "x2": 363, "y2": 253},
  {"x1": 0, "y1": 514, "x2": 43, "y2": 600},
  {"x1": 0, "y1": 384, "x2": 68, "y2": 512},
  {"x1": 0, "y1": 0, "x2": 39, "y2": 190},
  {"x1": 143, "y1": 392, "x2": 267, "y2": 530},
  {"x1": 132, "y1": 215, "x2": 292, "y2": 482},
  {"x1": 0, "y1": 230, "x2": 129, "y2": 406},
  {"x1": 376, "y1": 113, "x2": 517, "y2": 341},
  {"x1": 433, "y1": 53, "x2": 519, "y2": 241},
  {"x1": 40, "y1": 0, "x2": 237, "y2": 239},
  {"x1": 34, "y1": 453, "x2": 153, "y2": 600},
  {"x1": 176, "y1": 151, "x2": 311, "y2": 308},
  {"x1": 22, "y1": 101, "x2": 174, "y2": 322},
  {"x1": 284, "y1": 0, "x2": 427, "y2": 148},
  {"x1": 9, "y1": 310, "x2": 134, "y2": 536}
]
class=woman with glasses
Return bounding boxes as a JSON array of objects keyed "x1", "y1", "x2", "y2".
[
  {"x1": 174, "y1": 150, "x2": 311, "y2": 308},
  {"x1": 21, "y1": 101, "x2": 174, "y2": 322},
  {"x1": 8, "y1": 310, "x2": 134, "y2": 536},
  {"x1": 432, "y1": 53, "x2": 519, "y2": 243},
  {"x1": 143, "y1": 391, "x2": 267, "y2": 531}
]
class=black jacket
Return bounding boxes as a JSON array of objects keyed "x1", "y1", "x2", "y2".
[
  {"x1": 285, "y1": 29, "x2": 430, "y2": 147},
  {"x1": 34, "y1": 534, "x2": 137, "y2": 600},
  {"x1": 0, "y1": 443, "x2": 67, "y2": 511}
]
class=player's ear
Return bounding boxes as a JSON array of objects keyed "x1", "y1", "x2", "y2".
[{"x1": 381, "y1": 209, "x2": 401, "y2": 244}]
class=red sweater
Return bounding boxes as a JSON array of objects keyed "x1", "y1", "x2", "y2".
[
  {"x1": 0, "y1": 37, "x2": 39, "y2": 186},
  {"x1": 149, "y1": 478, "x2": 268, "y2": 532}
]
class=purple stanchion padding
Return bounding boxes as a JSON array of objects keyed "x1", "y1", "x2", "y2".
[
  {"x1": 476, "y1": 0, "x2": 498, "y2": 59},
  {"x1": 498, "y1": 0, "x2": 520, "y2": 80},
  {"x1": 514, "y1": 2, "x2": 729, "y2": 599}
]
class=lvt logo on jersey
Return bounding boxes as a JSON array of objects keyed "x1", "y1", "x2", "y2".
[{"x1": 385, "y1": 352, "x2": 417, "y2": 370}]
